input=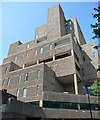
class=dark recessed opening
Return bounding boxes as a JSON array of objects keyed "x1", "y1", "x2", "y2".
[
  {"x1": 55, "y1": 52, "x2": 71, "y2": 60},
  {"x1": 40, "y1": 57, "x2": 53, "y2": 63}
]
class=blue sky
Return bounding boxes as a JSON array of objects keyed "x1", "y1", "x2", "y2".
[{"x1": 1, "y1": 2, "x2": 98, "y2": 65}]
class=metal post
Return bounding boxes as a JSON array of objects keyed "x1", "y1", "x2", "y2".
[{"x1": 85, "y1": 86, "x2": 93, "y2": 119}]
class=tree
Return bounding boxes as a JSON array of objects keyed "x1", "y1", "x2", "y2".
[
  {"x1": 91, "y1": 6, "x2": 100, "y2": 39},
  {"x1": 91, "y1": 4, "x2": 100, "y2": 109},
  {"x1": 92, "y1": 80, "x2": 100, "y2": 109}
]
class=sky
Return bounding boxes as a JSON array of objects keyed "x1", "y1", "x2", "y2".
[{"x1": 1, "y1": 2, "x2": 98, "y2": 65}]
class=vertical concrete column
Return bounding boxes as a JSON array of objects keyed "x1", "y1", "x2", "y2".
[
  {"x1": 74, "y1": 74, "x2": 78, "y2": 95},
  {"x1": 71, "y1": 49, "x2": 74, "y2": 56},
  {"x1": 78, "y1": 104, "x2": 80, "y2": 110},
  {"x1": 53, "y1": 55, "x2": 55, "y2": 61},
  {"x1": 37, "y1": 60, "x2": 39, "y2": 64},
  {"x1": 23, "y1": 64, "x2": 25, "y2": 69},
  {"x1": 40, "y1": 100, "x2": 43, "y2": 107}
]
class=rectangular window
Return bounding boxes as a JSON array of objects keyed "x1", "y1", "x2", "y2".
[
  {"x1": 22, "y1": 54, "x2": 24, "y2": 59},
  {"x1": 26, "y1": 52, "x2": 28, "y2": 58},
  {"x1": 2, "y1": 79, "x2": 5, "y2": 87},
  {"x1": 69, "y1": 21, "x2": 71, "y2": 25},
  {"x1": 16, "y1": 89, "x2": 19, "y2": 97},
  {"x1": 24, "y1": 73, "x2": 28, "y2": 82},
  {"x1": 14, "y1": 56, "x2": 17, "y2": 62},
  {"x1": 74, "y1": 30, "x2": 76, "y2": 36},
  {"x1": 75, "y1": 63, "x2": 80, "y2": 73},
  {"x1": 52, "y1": 76, "x2": 55, "y2": 85},
  {"x1": 36, "y1": 35, "x2": 38, "y2": 39},
  {"x1": 17, "y1": 48, "x2": 19, "y2": 51},
  {"x1": 70, "y1": 26, "x2": 72, "y2": 31},
  {"x1": 92, "y1": 53, "x2": 96, "y2": 58},
  {"x1": 5, "y1": 67, "x2": 8, "y2": 74},
  {"x1": 74, "y1": 52, "x2": 79, "y2": 62},
  {"x1": 50, "y1": 44, "x2": 52, "y2": 50},
  {"x1": 37, "y1": 85, "x2": 39, "y2": 96},
  {"x1": 18, "y1": 75, "x2": 21, "y2": 83},
  {"x1": 82, "y1": 68, "x2": 84, "y2": 76},
  {"x1": 40, "y1": 48, "x2": 43, "y2": 53},
  {"x1": 35, "y1": 49, "x2": 37, "y2": 55},
  {"x1": 44, "y1": 86, "x2": 47, "y2": 91},
  {"x1": 11, "y1": 58, "x2": 12, "y2": 62},
  {"x1": 91, "y1": 45, "x2": 94, "y2": 50},
  {"x1": 24, "y1": 45, "x2": 26, "y2": 50},
  {"x1": 66, "y1": 28, "x2": 68, "y2": 32},
  {"x1": 83, "y1": 56, "x2": 85, "y2": 61},
  {"x1": 27, "y1": 44, "x2": 29, "y2": 48},
  {"x1": 7, "y1": 78, "x2": 10, "y2": 86},
  {"x1": 23, "y1": 88, "x2": 27, "y2": 98},
  {"x1": 37, "y1": 70, "x2": 40, "y2": 80}
]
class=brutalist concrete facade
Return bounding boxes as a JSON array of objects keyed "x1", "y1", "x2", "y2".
[{"x1": 0, "y1": 4, "x2": 100, "y2": 120}]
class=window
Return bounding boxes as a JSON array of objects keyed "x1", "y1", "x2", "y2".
[
  {"x1": 69, "y1": 21, "x2": 71, "y2": 25},
  {"x1": 27, "y1": 44, "x2": 29, "y2": 48},
  {"x1": 66, "y1": 28, "x2": 68, "y2": 32},
  {"x1": 44, "y1": 71, "x2": 47, "y2": 79},
  {"x1": 73, "y1": 19, "x2": 74, "y2": 23},
  {"x1": 16, "y1": 89, "x2": 19, "y2": 97},
  {"x1": 91, "y1": 45, "x2": 94, "y2": 50},
  {"x1": 74, "y1": 30, "x2": 76, "y2": 36},
  {"x1": 23, "y1": 88, "x2": 27, "y2": 98},
  {"x1": 50, "y1": 44, "x2": 52, "y2": 50},
  {"x1": 11, "y1": 58, "x2": 12, "y2": 62},
  {"x1": 52, "y1": 76, "x2": 55, "y2": 85},
  {"x1": 35, "y1": 50, "x2": 37, "y2": 55},
  {"x1": 92, "y1": 53, "x2": 96, "y2": 58},
  {"x1": 14, "y1": 56, "x2": 17, "y2": 62},
  {"x1": 45, "y1": 32, "x2": 46, "y2": 35},
  {"x1": 24, "y1": 73, "x2": 28, "y2": 82},
  {"x1": 37, "y1": 70, "x2": 40, "y2": 80},
  {"x1": 2, "y1": 79, "x2": 5, "y2": 87},
  {"x1": 5, "y1": 67, "x2": 8, "y2": 74},
  {"x1": 36, "y1": 35, "x2": 38, "y2": 39},
  {"x1": 40, "y1": 48, "x2": 43, "y2": 53},
  {"x1": 29, "y1": 101, "x2": 40, "y2": 106},
  {"x1": 5, "y1": 60, "x2": 6, "y2": 63},
  {"x1": 82, "y1": 48, "x2": 84, "y2": 52},
  {"x1": 70, "y1": 26, "x2": 72, "y2": 31},
  {"x1": 24, "y1": 45, "x2": 26, "y2": 49},
  {"x1": 17, "y1": 48, "x2": 19, "y2": 51},
  {"x1": 75, "y1": 63, "x2": 80, "y2": 73},
  {"x1": 18, "y1": 75, "x2": 21, "y2": 83},
  {"x1": 44, "y1": 86, "x2": 47, "y2": 91},
  {"x1": 74, "y1": 52, "x2": 79, "y2": 62},
  {"x1": 37, "y1": 85, "x2": 39, "y2": 96},
  {"x1": 82, "y1": 68, "x2": 84, "y2": 76},
  {"x1": 26, "y1": 52, "x2": 28, "y2": 58},
  {"x1": 43, "y1": 101, "x2": 78, "y2": 109},
  {"x1": 42, "y1": 32, "x2": 44, "y2": 36},
  {"x1": 83, "y1": 56, "x2": 85, "y2": 61},
  {"x1": 7, "y1": 78, "x2": 10, "y2": 86},
  {"x1": 22, "y1": 54, "x2": 24, "y2": 59}
]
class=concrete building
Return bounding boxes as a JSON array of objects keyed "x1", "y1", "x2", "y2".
[{"x1": 0, "y1": 4, "x2": 100, "y2": 119}]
